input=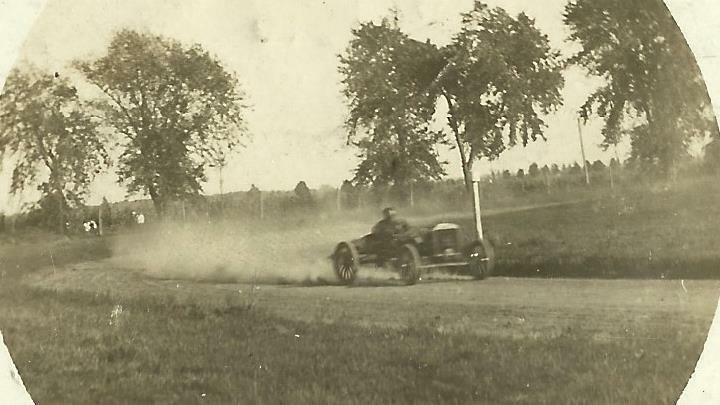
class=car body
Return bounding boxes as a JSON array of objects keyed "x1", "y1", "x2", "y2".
[{"x1": 331, "y1": 222, "x2": 495, "y2": 285}]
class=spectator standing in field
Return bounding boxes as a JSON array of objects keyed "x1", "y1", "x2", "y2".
[{"x1": 84, "y1": 220, "x2": 98, "y2": 234}]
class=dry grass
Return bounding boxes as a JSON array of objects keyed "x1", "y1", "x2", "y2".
[
  {"x1": 1, "y1": 177, "x2": 719, "y2": 403},
  {"x1": 1, "y1": 277, "x2": 715, "y2": 404}
]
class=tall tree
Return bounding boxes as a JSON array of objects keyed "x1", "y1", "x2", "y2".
[
  {"x1": 439, "y1": 2, "x2": 565, "y2": 189},
  {"x1": 293, "y1": 181, "x2": 314, "y2": 207},
  {"x1": 339, "y1": 179, "x2": 359, "y2": 209},
  {"x1": 339, "y1": 3, "x2": 564, "y2": 194},
  {"x1": 339, "y1": 17, "x2": 447, "y2": 201},
  {"x1": 100, "y1": 196, "x2": 113, "y2": 228},
  {"x1": 591, "y1": 160, "x2": 607, "y2": 172},
  {"x1": 528, "y1": 162, "x2": 540, "y2": 177},
  {"x1": 76, "y1": 29, "x2": 247, "y2": 215},
  {"x1": 565, "y1": 0, "x2": 719, "y2": 177},
  {"x1": 0, "y1": 67, "x2": 108, "y2": 232}
]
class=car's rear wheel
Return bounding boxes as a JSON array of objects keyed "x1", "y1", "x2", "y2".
[
  {"x1": 398, "y1": 244, "x2": 421, "y2": 285},
  {"x1": 468, "y1": 239, "x2": 495, "y2": 280},
  {"x1": 333, "y1": 242, "x2": 359, "y2": 284}
]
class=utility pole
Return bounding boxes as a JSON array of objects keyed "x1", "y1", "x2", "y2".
[
  {"x1": 614, "y1": 144, "x2": 620, "y2": 163},
  {"x1": 409, "y1": 181, "x2": 415, "y2": 208},
  {"x1": 577, "y1": 117, "x2": 590, "y2": 185},
  {"x1": 336, "y1": 186, "x2": 341, "y2": 212},
  {"x1": 472, "y1": 180, "x2": 484, "y2": 241},
  {"x1": 544, "y1": 171, "x2": 551, "y2": 194},
  {"x1": 98, "y1": 203, "x2": 103, "y2": 236},
  {"x1": 218, "y1": 166, "x2": 225, "y2": 216},
  {"x1": 259, "y1": 191, "x2": 264, "y2": 220},
  {"x1": 219, "y1": 167, "x2": 224, "y2": 196},
  {"x1": 611, "y1": 143, "x2": 620, "y2": 191}
]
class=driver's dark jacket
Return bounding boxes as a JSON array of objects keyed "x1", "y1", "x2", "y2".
[{"x1": 371, "y1": 218, "x2": 410, "y2": 241}]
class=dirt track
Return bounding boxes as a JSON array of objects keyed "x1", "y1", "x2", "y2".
[
  {"x1": 220, "y1": 277, "x2": 720, "y2": 338},
  {"x1": 29, "y1": 263, "x2": 720, "y2": 340}
]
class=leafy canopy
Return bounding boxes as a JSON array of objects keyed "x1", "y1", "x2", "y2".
[
  {"x1": 76, "y1": 29, "x2": 247, "y2": 213},
  {"x1": 565, "y1": 0, "x2": 718, "y2": 173},
  {"x1": 441, "y1": 3, "x2": 564, "y2": 162},
  {"x1": 0, "y1": 67, "x2": 107, "y2": 223},
  {"x1": 339, "y1": 17, "x2": 447, "y2": 192},
  {"x1": 339, "y1": 3, "x2": 564, "y2": 192}
]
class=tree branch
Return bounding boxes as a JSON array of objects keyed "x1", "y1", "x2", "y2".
[{"x1": 95, "y1": 83, "x2": 143, "y2": 139}]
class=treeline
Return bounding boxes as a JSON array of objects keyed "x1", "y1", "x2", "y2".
[
  {"x1": 0, "y1": 30, "x2": 248, "y2": 234},
  {"x1": 3, "y1": 0, "x2": 719, "y2": 235},
  {"x1": 339, "y1": 0, "x2": 719, "y2": 198},
  {"x1": 3, "y1": 155, "x2": 715, "y2": 235}
]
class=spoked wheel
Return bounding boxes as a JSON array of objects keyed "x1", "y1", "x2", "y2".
[
  {"x1": 397, "y1": 244, "x2": 421, "y2": 285},
  {"x1": 333, "y1": 242, "x2": 359, "y2": 284},
  {"x1": 468, "y1": 239, "x2": 495, "y2": 280}
]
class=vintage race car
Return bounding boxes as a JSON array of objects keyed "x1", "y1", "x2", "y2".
[{"x1": 331, "y1": 222, "x2": 495, "y2": 285}]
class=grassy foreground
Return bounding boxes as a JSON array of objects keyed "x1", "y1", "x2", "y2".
[
  {"x1": 0, "y1": 280, "x2": 712, "y2": 405},
  {"x1": 0, "y1": 177, "x2": 719, "y2": 403}
]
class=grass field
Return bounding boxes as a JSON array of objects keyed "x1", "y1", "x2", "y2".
[{"x1": 1, "y1": 178, "x2": 719, "y2": 404}]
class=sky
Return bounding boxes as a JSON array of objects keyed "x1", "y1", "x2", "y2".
[{"x1": 0, "y1": 0, "x2": 717, "y2": 211}]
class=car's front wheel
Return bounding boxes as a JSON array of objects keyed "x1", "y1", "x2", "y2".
[
  {"x1": 397, "y1": 244, "x2": 421, "y2": 285},
  {"x1": 468, "y1": 239, "x2": 495, "y2": 280},
  {"x1": 333, "y1": 242, "x2": 359, "y2": 284}
]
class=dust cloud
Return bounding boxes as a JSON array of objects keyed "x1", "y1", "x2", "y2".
[{"x1": 107, "y1": 218, "x2": 369, "y2": 285}]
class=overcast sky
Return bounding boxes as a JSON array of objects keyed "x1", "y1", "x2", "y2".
[{"x1": 0, "y1": 0, "x2": 715, "y2": 210}]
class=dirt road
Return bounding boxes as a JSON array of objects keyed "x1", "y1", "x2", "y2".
[
  {"x1": 30, "y1": 263, "x2": 720, "y2": 340},
  {"x1": 219, "y1": 277, "x2": 720, "y2": 338}
]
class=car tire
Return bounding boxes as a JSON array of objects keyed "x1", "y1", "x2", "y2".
[
  {"x1": 398, "y1": 244, "x2": 421, "y2": 285},
  {"x1": 333, "y1": 241, "x2": 359, "y2": 284},
  {"x1": 468, "y1": 239, "x2": 495, "y2": 280}
]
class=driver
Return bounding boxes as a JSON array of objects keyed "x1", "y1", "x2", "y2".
[
  {"x1": 371, "y1": 207, "x2": 411, "y2": 266},
  {"x1": 372, "y1": 207, "x2": 409, "y2": 241}
]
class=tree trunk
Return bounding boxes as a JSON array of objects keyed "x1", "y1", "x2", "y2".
[
  {"x1": 395, "y1": 127, "x2": 412, "y2": 206},
  {"x1": 46, "y1": 172, "x2": 68, "y2": 234},
  {"x1": 56, "y1": 195, "x2": 65, "y2": 234},
  {"x1": 39, "y1": 139, "x2": 66, "y2": 234},
  {"x1": 644, "y1": 104, "x2": 676, "y2": 182},
  {"x1": 461, "y1": 159, "x2": 474, "y2": 193},
  {"x1": 148, "y1": 184, "x2": 163, "y2": 217},
  {"x1": 444, "y1": 94, "x2": 474, "y2": 193},
  {"x1": 52, "y1": 188, "x2": 67, "y2": 234}
]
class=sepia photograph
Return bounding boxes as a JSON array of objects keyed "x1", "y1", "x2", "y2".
[{"x1": 1, "y1": 0, "x2": 719, "y2": 403}]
